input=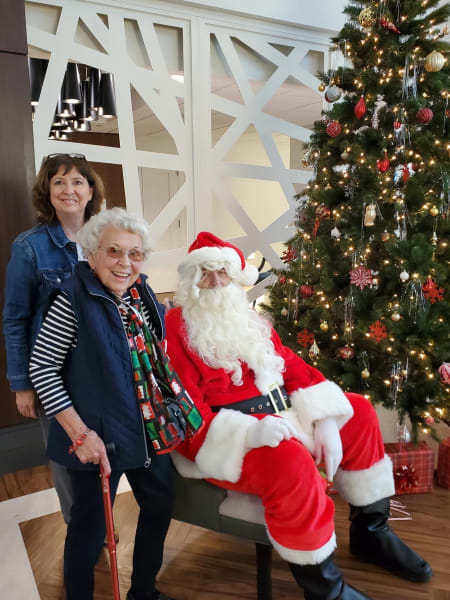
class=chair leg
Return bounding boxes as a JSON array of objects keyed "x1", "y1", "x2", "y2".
[{"x1": 255, "y1": 542, "x2": 272, "y2": 600}]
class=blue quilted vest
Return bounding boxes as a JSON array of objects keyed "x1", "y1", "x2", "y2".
[{"x1": 46, "y1": 261, "x2": 166, "y2": 471}]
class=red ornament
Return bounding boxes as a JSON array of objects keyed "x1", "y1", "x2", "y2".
[
  {"x1": 312, "y1": 204, "x2": 331, "y2": 237},
  {"x1": 315, "y1": 204, "x2": 331, "y2": 219},
  {"x1": 446, "y1": 108, "x2": 450, "y2": 119},
  {"x1": 279, "y1": 275, "x2": 287, "y2": 285},
  {"x1": 439, "y1": 362, "x2": 450, "y2": 384},
  {"x1": 326, "y1": 120, "x2": 342, "y2": 137},
  {"x1": 425, "y1": 415, "x2": 435, "y2": 425},
  {"x1": 402, "y1": 164, "x2": 410, "y2": 183},
  {"x1": 377, "y1": 150, "x2": 390, "y2": 173},
  {"x1": 354, "y1": 95, "x2": 366, "y2": 120},
  {"x1": 368, "y1": 320, "x2": 388, "y2": 342},
  {"x1": 379, "y1": 17, "x2": 401, "y2": 34},
  {"x1": 350, "y1": 265, "x2": 373, "y2": 290},
  {"x1": 281, "y1": 246, "x2": 297, "y2": 264},
  {"x1": 422, "y1": 277, "x2": 444, "y2": 303},
  {"x1": 297, "y1": 329, "x2": 314, "y2": 348},
  {"x1": 416, "y1": 108, "x2": 433, "y2": 124},
  {"x1": 299, "y1": 284, "x2": 313, "y2": 298},
  {"x1": 393, "y1": 120, "x2": 401, "y2": 129},
  {"x1": 338, "y1": 346, "x2": 354, "y2": 360}
]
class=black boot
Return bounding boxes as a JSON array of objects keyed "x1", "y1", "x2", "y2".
[
  {"x1": 288, "y1": 555, "x2": 372, "y2": 600},
  {"x1": 349, "y1": 498, "x2": 432, "y2": 582}
]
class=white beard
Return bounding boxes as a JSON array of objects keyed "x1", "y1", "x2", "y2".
[{"x1": 177, "y1": 281, "x2": 284, "y2": 393}]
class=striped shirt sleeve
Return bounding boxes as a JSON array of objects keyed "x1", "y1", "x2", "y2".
[{"x1": 29, "y1": 293, "x2": 77, "y2": 417}]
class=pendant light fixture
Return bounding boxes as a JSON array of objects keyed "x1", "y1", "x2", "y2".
[
  {"x1": 39, "y1": 60, "x2": 118, "y2": 140},
  {"x1": 56, "y1": 94, "x2": 76, "y2": 119},
  {"x1": 88, "y1": 67, "x2": 101, "y2": 111},
  {"x1": 75, "y1": 80, "x2": 92, "y2": 121},
  {"x1": 29, "y1": 57, "x2": 46, "y2": 106},
  {"x1": 99, "y1": 72, "x2": 117, "y2": 119},
  {"x1": 62, "y1": 62, "x2": 82, "y2": 104}
]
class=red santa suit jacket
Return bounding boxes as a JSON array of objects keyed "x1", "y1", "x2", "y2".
[{"x1": 165, "y1": 307, "x2": 354, "y2": 483}]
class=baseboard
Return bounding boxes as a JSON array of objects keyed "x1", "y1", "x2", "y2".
[{"x1": 0, "y1": 421, "x2": 47, "y2": 475}]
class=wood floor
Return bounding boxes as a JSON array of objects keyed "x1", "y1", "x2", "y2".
[{"x1": 1, "y1": 465, "x2": 450, "y2": 599}]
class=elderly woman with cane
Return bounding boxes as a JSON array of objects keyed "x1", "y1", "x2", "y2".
[{"x1": 29, "y1": 208, "x2": 201, "y2": 600}]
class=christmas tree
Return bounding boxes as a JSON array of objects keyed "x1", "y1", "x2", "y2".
[{"x1": 264, "y1": 0, "x2": 450, "y2": 439}]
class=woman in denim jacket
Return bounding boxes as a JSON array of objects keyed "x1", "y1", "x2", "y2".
[{"x1": 2, "y1": 153, "x2": 104, "y2": 522}]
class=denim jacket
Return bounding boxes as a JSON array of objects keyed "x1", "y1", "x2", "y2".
[{"x1": 3, "y1": 223, "x2": 79, "y2": 391}]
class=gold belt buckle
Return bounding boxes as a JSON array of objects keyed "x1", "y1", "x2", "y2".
[{"x1": 267, "y1": 384, "x2": 288, "y2": 414}]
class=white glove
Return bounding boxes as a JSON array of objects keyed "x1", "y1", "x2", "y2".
[
  {"x1": 313, "y1": 417, "x2": 343, "y2": 482},
  {"x1": 246, "y1": 416, "x2": 299, "y2": 449}
]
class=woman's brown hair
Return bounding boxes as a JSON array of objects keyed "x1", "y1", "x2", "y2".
[{"x1": 32, "y1": 154, "x2": 105, "y2": 224}]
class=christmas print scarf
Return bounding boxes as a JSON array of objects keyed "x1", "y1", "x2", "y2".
[{"x1": 119, "y1": 284, "x2": 203, "y2": 454}]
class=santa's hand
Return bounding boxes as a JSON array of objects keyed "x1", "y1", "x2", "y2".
[
  {"x1": 313, "y1": 417, "x2": 343, "y2": 482},
  {"x1": 246, "y1": 416, "x2": 298, "y2": 449}
]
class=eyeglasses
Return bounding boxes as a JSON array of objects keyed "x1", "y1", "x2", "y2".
[
  {"x1": 43, "y1": 153, "x2": 87, "y2": 163},
  {"x1": 99, "y1": 245, "x2": 146, "y2": 263}
]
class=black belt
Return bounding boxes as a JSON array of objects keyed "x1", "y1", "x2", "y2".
[{"x1": 211, "y1": 385, "x2": 290, "y2": 415}]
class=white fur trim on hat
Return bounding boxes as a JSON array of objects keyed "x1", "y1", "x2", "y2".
[
  {"x1": 178, "y1": 246, "x2": 259, "y2": 286},
  {"x1": 195, "y1": 408, "x2": 256, "y2": 482},
  {"x1": 267, "y1": 530, "x2": 336, "y2": 565},
  {"x1": 333, "y1": 455, "x2": 395, "y2": 506}
]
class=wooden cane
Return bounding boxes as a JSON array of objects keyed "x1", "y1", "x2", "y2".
[{"x1": 100, "y1": 443, "x2": 121, "y2": 600}]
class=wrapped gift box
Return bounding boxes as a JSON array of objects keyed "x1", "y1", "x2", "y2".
[
  {"x1": 436, "y1": 437, "x2": 450, "y2": 489},
  {"x1": 384, "y1": 441, "x2": 433, "y2": 495}
]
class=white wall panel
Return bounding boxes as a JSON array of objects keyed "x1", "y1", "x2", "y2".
[{"x1": 26, "y1": 0, "x2": 329, "y2": 293}]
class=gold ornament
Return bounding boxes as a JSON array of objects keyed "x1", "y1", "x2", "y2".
[
  {"x1": 320, "y1": 321, "x2": 329, "y2": 332},
  {"x1": 381, "y1": 231, "x2": 390, "y2": 241},
  {"x1": 424, "y1": 50, "x2": 445, "y2": 73},
  {"x1": 361, "y1": 368, "x2": 370, "y2": 379},
  {"x1": 429, "y1": 205, "x2": 439, "y2": 217},
  {"x1": 358, "y1": 7, "x2": 376, "y2": 28},
  {"x1": 391, "y1": 312, "x2": 401, "y2": 321},
  {"x1": 318, "y1": 82, "x2": 326, "y2": 92}
]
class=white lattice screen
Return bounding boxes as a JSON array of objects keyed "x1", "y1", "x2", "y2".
[{"x1": 26, "y1": 0, "x2": 329, "y2": 295}]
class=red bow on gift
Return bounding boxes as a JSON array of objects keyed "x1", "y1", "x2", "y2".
[{"x1": 394, "y1": 464, "x2": 419, "y2": 491}]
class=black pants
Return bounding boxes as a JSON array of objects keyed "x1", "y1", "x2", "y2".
[{"x1": 64, "y1": 454, "x2": 173, "y2": 600}]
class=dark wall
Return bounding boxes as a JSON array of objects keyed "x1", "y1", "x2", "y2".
[{"x1": 0, "y1": 0, "x2": 36, "y2": 429}]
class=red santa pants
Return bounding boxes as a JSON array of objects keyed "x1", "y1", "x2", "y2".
[{"x1": 208, "y1": 394, "x2": 388, "y2": 563}]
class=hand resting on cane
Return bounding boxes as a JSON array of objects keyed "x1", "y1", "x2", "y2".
[{"x1": 55, "y1": 406, "x2": 111, "y2": 475}]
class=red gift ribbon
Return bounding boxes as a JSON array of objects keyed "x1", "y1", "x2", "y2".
[{"x1": 394, "y1": 464, "x2": 419, "y2": 491}]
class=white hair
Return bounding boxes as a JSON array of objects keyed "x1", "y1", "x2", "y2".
[
  {"x1": 79, "y1": 207, "x2": 152, "y2": 258},
  {"x1": 175, "y1": 275, "x2": 285, "y2": 394}
]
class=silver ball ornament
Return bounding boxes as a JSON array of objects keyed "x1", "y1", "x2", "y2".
[{"x1": 324, "y1": 86, "x2": 342, "y2": 103}]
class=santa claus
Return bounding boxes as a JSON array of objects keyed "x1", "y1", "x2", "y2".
[{"x1": 165, "y1": 231, "x2": 431, "y2": 600}]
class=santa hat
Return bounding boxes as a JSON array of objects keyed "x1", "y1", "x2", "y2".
[{"x1": 178, "y1": 231, "x2": 258, "y2": 286}]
